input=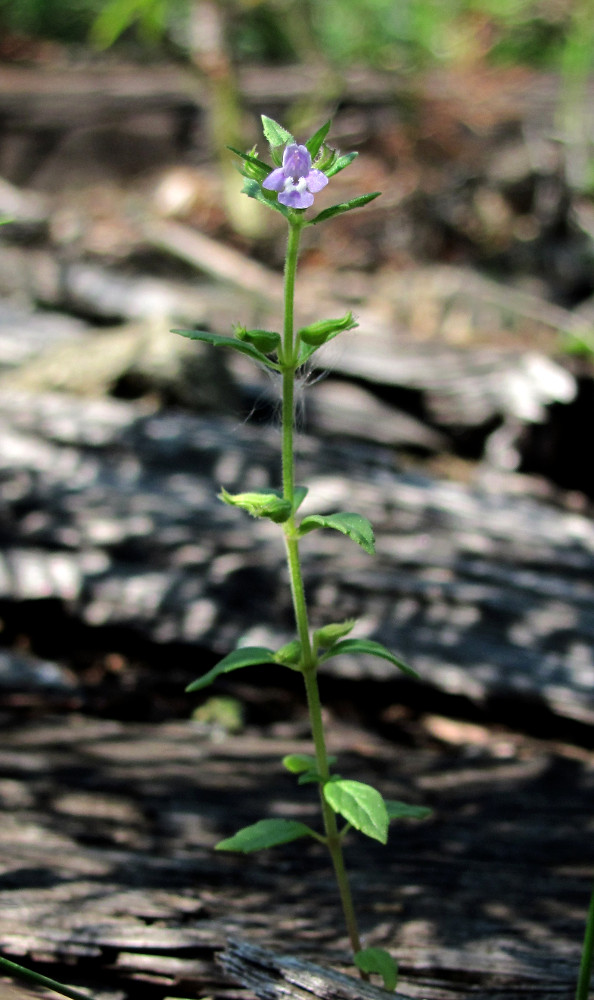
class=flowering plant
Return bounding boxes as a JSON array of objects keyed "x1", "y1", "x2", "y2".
[{"x1": 174, "y1": 116, "x2": 432, "y2": 991}]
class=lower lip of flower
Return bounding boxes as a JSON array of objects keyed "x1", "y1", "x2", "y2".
[{"x1": 284, "y1": 177, "x2": 308, "y2": 194}]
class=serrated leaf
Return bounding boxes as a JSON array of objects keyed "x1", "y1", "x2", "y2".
[
  {"x1": 318, "y1": 638, "x2": 418, "y2": 678},
  {"x1": 310, "y1": 191, "x2": 381, "y2": 225},
  {"x1": 216, "y1": 818, "x2": 314, "y2": 853},
  {"x1": 261, "y1": 115, "x2": 294, "y2": 148},
  {"x1": 298, "y1": 512, "x2": 375, "y2": 554},
  {"x1": 186, "y1": 646, "x2": 276, "y2": 692},
  {"x1": 306, "y1": 120, "x2": 332, "y2": 159},
  {"x1": 324, "y1": 780, "x2": 388, "y2": 843},
  {"x1": 354, "y1": 948, "x2": 398, "y2": 991},
  {"x1": 324, "y1": 151, "x2": 358, "y2": 177},
  {"x1": 385, "y1": 800, "x2": 433, "y2": 821},
  {"x1": 173, "y1": 328, "x2": 281, "y2": 370}
]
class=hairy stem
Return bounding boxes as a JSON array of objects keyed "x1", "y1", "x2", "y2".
[
  {"x1": 280, "y1": 215, "x2": 365, "y2": 966},
  {"x1": 576, "y1": 879, "x2": 594, "y2": 1000}
]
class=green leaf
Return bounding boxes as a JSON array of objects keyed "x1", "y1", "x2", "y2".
[
  {"x1": 310, "y1": 191, "x2": 381, "y2": 225},
  {"x1": 173, "y1": 328, "x2": 280, "y2": 370},
  {"x1": 325, "y1": 151, "x2": 358, "y2": 177},
  {"x1": 385, "y1": 800, "x2": 433, "y2": 821},
  {"x1": 298, "y1": 512, "x2": 375, "y2": 554},
  {"x1": 306, "y1": 120, "x2": 332, "y2": 159},
  {"x1": 216, "y1": 818, "x2": 314, "y2": 853},
  {"x1": 324, "y1": 780, "x2": 388, "y2": 844},
  {"x1": 261, "y1": 115, "x2": 294, "y2": 149},
  {"x1": 186, "y1": 646, "x2": 276, "y2": 693},
  {"x1": 293, "y1": 486, "x2": 308, "y2": 512},
  {"x1": 313, "y1": 619, "x2": 357, "y2": 650},
  {"x1": 241, "y1": 177, "x2": 291, "y2": 218},
  {"x1": 318, "y1": 638, "x2": 418, "y2": 678},
  {"x1": 228, "y1": 146, "x2": 273, "y2": 179},
  {"x1": 219, "y1": 487, "x2": 292, "y2": 523},
  {"x1": 354, "y1": 948, "x2": 398, "y2": 992}
]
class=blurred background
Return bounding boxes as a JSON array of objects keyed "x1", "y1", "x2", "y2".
[
  {"x1": 0, "y1": 0, "x2": 593, "y2": 717},
  {"x1": 1, "y1": 7, "x2": 594, "y2": 1000}
]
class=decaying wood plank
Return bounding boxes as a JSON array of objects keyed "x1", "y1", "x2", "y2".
[
  {"x1": 0, "y1": 714, "x2": 591, "y2": 1000},
  {"x1": 220, "y1": 940, "x2": 399, "y2": 1000},
  {"x1": 1, "y1": 390, "x2": 593, "y2": 724}
]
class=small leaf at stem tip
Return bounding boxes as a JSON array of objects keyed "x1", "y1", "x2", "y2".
[
  {"x1": 309, "y1": 191, "x2": 381, "y2": 225},
  {"x1": 354, "y1": 948, "x2": 398, "y2": 992},
  {"x1": 261, "y1": 114, "x2": 294, "y2": 148},
  {"x1": 318, "y1": 638, "x2": 419, "y2": 678},
  {"x1": 385, "y1": 799, "x2": 433, "y2": 821},
  {"x1": 324, "y1": 151, "x2": 358, "y2": 177},
  {"x1": 185, "y1": 646, "x2": 276, "y2": 692},
  {"x1": 305, "y1": 120, "x2": 332, "y2": 159},
  {"x1": 298, "y1": 512, "x2": 375, "y2": 554},
  {"x1": 323, "y1": 779, "x2": 388, "y2": 844},
  {"x1": 216, "y1": 818, "x2": 315, "y2": 853},
  {"x1": 173, "y1": 328, "x2": 280, "y2": 370}
]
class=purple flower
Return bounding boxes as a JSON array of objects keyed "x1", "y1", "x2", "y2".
[{"x1": 262, "y1": 143, "x2": 328, "y2": 209}]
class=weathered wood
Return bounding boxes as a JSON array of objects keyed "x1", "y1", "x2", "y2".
[
  {"x1": 0, "y1": 714, "x2": 591, "y2": 999},
  {"x1": 1, "y1": 389, "x2": 594, "y2": 724},
  {"x1": 219, "y1": 940, "x2": 399, "y2": 1000}
]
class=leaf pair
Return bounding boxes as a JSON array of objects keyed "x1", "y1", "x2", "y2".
[{"x1": 215, "y1": 783, "x2": 432, "y2": 851}]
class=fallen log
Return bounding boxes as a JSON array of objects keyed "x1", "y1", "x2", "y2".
[
  {"x1": 1, "y1": 390, "x2": 594, "y2": 725},
  {"x1": 0, "y1": 714, "x2": 591, "y2": 1000}
]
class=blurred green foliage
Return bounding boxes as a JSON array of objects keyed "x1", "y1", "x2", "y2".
[{"x1": 0, "y1": 0, "x2": 587, "y2": 74}]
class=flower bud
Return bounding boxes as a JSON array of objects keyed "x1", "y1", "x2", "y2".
[
  {"x1": 298, "y1": 311, "x2": 357, "y2": 346},
  {"x1": 219, "y1": 487, "x2": 292, "y2": 524},
  {"x1": 313, "y1": 620, "x2": 356, "y2": 649},
  {"x1": 235, "y1": 325, "x2": 281, "y2": 354}
]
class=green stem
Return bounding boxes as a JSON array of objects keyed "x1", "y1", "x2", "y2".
[
  {"x1": 0, "y1": 955, "x2": 96, "y2": 1000},
  {"x1": 576, "y1": 879, "x2": 594, "y2": 1000},
  {"x1": 279, "y1": 214, "x2": 365, "y2": 966}
]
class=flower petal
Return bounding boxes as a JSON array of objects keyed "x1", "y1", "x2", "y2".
[
  {"x1": 306, "y1": 169, "x2": 328, "y2": 193},
  {"x1": 283, "y1": 143, "x2": 311, "y2": 179},
  {"x1": 262, "y1": 167, "x2": 287, "y2": 191},
  {"x1": 279, "y1": 188, "x2": 314, "y2": 209}
]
